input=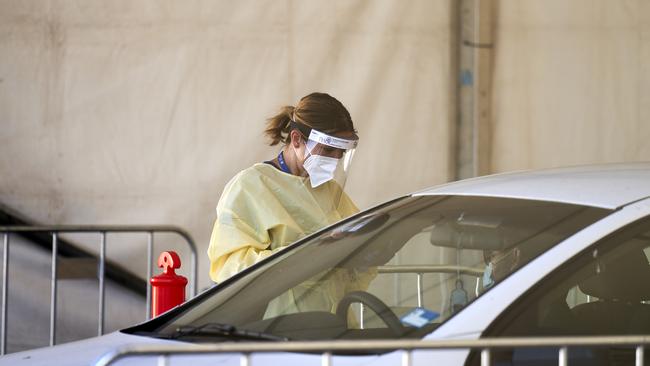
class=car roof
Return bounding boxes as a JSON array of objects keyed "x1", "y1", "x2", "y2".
[{"x1": 414, "y1": 162, "x2": 650, "y2": 210}]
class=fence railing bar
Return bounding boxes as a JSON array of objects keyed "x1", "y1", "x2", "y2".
[
  {"x1": 146, "y1": 232, "x2": 153, "y2": 320},
  {"x1": 98, "y1": 232, "x2": 106, "y2": 336},
  {"x1": 0, "y1": 226, "x2": 199, "y2": 297},
  {"x1": 93, "y1": 336, "x2": 650, "y2": 366},
  {"x1": 50, "y1": 233, "x2": 58, "y2": 347},
  {"x1": 1, "y1": 233, "x2": 9, "y2": 355},
  {"x1": 481, "y1": 348, "x2": 491, "y2": 366},
  {"x1": 0, "y1": 225, "x2": 194, "y2": 233},
  {"x1": 377, "y1": 265, "x2": 483, "y2": 276},
  {"x1": 637, "y1": 346, "x2": 645, "y2": 366}
]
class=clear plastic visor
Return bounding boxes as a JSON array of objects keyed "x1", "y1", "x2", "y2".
[
  {"x1": 304, "y1": 129, "x2": 357, "y2": 173},
  {"x1": 302, "y1": 129, "x2": 357, "y2": 203}
]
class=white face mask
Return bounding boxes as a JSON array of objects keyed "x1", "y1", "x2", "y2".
[{"x1": 303, "y1": 155, "x2": 339, "y2": 188}]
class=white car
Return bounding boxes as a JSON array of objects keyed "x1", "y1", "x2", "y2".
[{"x1": 3, "y1": 163, "x2": 650, "y2": 366}]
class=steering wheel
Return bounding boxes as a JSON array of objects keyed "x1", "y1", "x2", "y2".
[{"x1": 336, "y1": 291, "x2": 404, "y2": 336}]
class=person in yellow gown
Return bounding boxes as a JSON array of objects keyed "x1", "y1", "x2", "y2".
[{"x1": 208, "y1": 92, "x2": 374, "y2": 318}]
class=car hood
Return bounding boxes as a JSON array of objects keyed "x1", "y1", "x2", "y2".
[
  {"x1": 0, "y1": 332, "x2": 386, "y2": 366},
  {"x1": 0, "y1": 331, "x2": 216, "y2": 366}
]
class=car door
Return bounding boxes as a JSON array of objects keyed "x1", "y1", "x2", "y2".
[{"x1": 468, "y1": 214, "x2": 650, "y2": 366}]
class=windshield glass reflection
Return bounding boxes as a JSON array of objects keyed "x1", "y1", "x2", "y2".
[{"x1": 158, "y1": 196, "x2": 609, "y2": 341}]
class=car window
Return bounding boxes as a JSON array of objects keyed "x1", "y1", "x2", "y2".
[
  {"x1": 152, "y1": 196, "x2": 609, "y2": 343},
  {"x1": 476, "y1": 216, "x2": 650, "y2": 366}
]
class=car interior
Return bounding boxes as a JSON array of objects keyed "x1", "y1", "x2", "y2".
[{"x1": 472, "y1": 220, "x2": 650, "y2": 366}]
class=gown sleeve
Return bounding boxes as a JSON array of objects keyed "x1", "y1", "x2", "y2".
[{"x1": 207, "y1": 171, "x2": 284, "y2": 283}]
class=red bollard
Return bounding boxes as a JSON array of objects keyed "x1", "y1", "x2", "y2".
[{"x1": 150, "y1": 251, "x2": 188, "y2": 318}]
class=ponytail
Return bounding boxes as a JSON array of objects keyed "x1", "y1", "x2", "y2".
[{"x1": 264, "y1": 105, "x2": 294, "y2": 146}]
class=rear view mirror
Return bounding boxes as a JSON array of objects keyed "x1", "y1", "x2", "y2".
[{"x1": 429, "y1": 214, "x2": 506, "y2": 250}]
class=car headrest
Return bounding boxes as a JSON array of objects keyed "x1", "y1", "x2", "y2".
[
  {"x1": 429, "y1": 215, "x2": 508, "y2": 250},
  {"x1": 579, "y1": 248, "x2": 650, "y2": 302}
]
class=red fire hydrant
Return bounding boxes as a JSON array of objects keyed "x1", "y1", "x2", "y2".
[{"x1": 150, "y1": 251, "x2": 188, "y2": 318}]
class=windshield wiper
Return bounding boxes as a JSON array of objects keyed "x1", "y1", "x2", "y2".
[{"x1": 169, "y1": 323, "x2": 289, "y2": 341}]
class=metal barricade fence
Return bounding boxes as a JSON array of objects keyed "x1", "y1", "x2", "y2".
[
  {"x1": 356, "y1": 265, "x2": 483, "y2": 329},
  {"x1": 377, "y1": 265, "x2": 484, "y2": 307},
  {"x1": 94, "y1": 335, "x2": 649, "y2": 366},
  {"x1": 0, "y1": 225, "x2": 198, "y2": 355}
]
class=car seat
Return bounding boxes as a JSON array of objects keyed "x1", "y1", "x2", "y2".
[{"x1": 573, "y1": 247, "x2": 650, "y2": 334}]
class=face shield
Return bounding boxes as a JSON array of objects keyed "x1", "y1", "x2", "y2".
[
  {"x1": 289, "y1": 121, "x2": 358, "y2": 214},
  {"x1": 302, "y1": 129, "x2": 357, "y2": 189}
]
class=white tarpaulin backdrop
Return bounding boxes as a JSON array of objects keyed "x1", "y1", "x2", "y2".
[
  {"x1": 0, "y1": 1, "x2": 453, "y2": 289},
  {"x1": 1, "y1": 1, "x2": 649, "y2": 290}
]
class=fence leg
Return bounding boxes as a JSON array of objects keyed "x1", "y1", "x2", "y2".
[
  {"x1": 637, "y1": 346, "x2": 644, "y2": 366},
  {"x1": 1, "y1": 233, "x2": 8, "y2": 355},
  {"x1": 416, "y1": 273, "x2": 423, "y2": 307},
  {"x1": 146, "y1": 232, "x2": 153, "y2": 320},
  {"x1": 322, "y1": 351, "x2": 332, "y2": 366},
  {"x1": 402, "y1": 350, "x2": 412, "y2": 366},
  {"x1": 157, "y1": 355, "x2": 168, "y2": 366},
  {"x1": 240, "y1": 352, "x2": 251, "y2": 366},
  {"x1": 359, "y1": 303, "x2": 365, "y2": 329},
  {"x1": 50, "y1": 233, "x2": 58, "y2": 347},
  {"x1": 481, "y1": 349, "x2": 491, "y2": 366},
  {"x1": 558, "y1": 347, "x2": 568, "y2": 366},
  {"x1": 98, "y1": 232, "x2": 106, "y2": 336},
  {"x1": 190, "y1": 249, "x2": 197, "y2": 297}
]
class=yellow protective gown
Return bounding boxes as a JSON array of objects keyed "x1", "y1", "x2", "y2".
[
  {"x1": 208, "y1": 162, "x2": 358, "y2": 282},
  {"x1": 208, "y1": 163, "x2": 376, "y2": 320},
  {"x1": 208, "y1": 163, "x2": 374, "y2": 320}
]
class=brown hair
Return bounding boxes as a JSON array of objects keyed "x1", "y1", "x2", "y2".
[{"x1": 264, "y1": 92, "x2": 356, "y2": 146}]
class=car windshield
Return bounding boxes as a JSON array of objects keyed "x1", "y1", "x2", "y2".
[{"x1": 152, "y1": 195, "x2": 609, "y2": 342}]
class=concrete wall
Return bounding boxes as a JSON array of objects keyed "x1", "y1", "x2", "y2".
[{"x1": 0, "y1": 1, "x2": 454, "y2": 290}]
